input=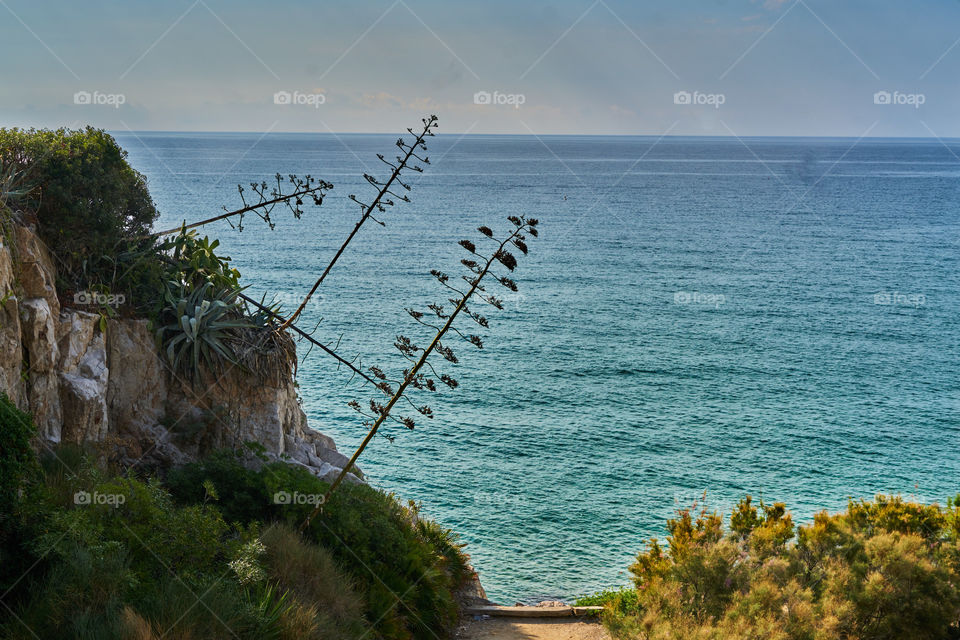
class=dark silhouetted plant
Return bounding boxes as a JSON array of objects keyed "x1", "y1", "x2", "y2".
[
  {"x1": 153, "y1": 173, "x2": 333, "y2": 236},
  {"x1": 279, "y1": 115, "x2": 438, "y2": 330},
  {"x1": 303, "y1": 215, "x2": 538, "y2": 524}
]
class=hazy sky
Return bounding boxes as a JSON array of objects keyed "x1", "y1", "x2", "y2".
[{"x1": 2, "y1": 0, "x2": 959, "y2": 137}]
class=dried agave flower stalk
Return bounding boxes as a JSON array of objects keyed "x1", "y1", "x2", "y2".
[
  {"x1": 280, "y1": 115, "x2": 438, "y2": 330},
  {"x1": 302, "y1": 215, "x2": 538, "y2": 527}
]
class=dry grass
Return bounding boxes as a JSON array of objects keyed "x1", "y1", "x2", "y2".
[{"x1": 260, "y1": 522, "x2": 368, "y2": 640}]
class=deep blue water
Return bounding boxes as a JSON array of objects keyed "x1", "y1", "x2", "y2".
[{"x1": 116, "y1": 132, "x2": 960, "y2": 603}]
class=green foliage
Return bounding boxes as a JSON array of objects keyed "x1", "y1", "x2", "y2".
[
  {"x1": 0, "y1": 127, "x2": 158, "y2": 293},
  {"x1": 165, "y1": 448, "x2": 272, "y2": 523},
  {"x1": 308, "y1": 480, "x2": 465, "y2": 638},
  {"x1": 604, "y1": 494, "x2": 960, "y2": 640},
  {"x1": 0, "y1": 164, "x2": 29, "y2": 212},
  {"x1": 34, "y1": 474, "x2": 234, "y2": 585},
  {"x1": 157, "y1": 282, "x2": 252, "y2": 381},
  {"x1": 166, "y1": 450, "x2": 472, "y2": 639},
  {"x1": 575, "y1": 587, "x2": 640, "y2": 611},
  {"x1": 0, "y1": 394, "x2": 39, "y2": 529},
  {"x1": 0, "y1": 394, "x2": 43, "y2": 599},
  {"x1": 153, "y1": 225, "x2": 264, "y2": 381},
  {"x1": 261, "y1": 522, "x2": 368, "y2": 640},
  {"x1": 0, "y1": 447, "x2": 377, "y2": 640},
  {"x1": 161, "y1": 226, "x2": 242, "y2": 293}
]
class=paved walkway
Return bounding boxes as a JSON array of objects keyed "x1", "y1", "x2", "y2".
[{"x1": 457, "y1": 617, "x2": 611, "y2": 640}]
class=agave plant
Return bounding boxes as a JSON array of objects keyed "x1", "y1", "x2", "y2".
[
  {"x1": 0, "y1": 164, "x2": 30, "y2": 211},
  {"x1": 158, "y1": 282, "x2": 252, "y2": 381}
]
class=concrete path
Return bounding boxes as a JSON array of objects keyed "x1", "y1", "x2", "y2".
[{"x1": 457, "y1": 617, "x2": 611, "y2": 640}]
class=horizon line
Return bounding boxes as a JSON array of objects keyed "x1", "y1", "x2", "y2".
[{"x1": 109, "y1": 130, "x2": 960, "y2": 141}]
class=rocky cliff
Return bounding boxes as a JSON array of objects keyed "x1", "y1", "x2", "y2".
[{"x1": 0, "y1": 222, "x2": 358, "y2": 483}]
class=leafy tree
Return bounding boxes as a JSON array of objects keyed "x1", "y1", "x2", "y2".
[{"x1": 0, "y1": 127, "x2": 158, "y2": 292}]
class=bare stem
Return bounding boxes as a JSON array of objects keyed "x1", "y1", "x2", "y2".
[
  {"x1": 301, "y1": 226, "x2": 522, "y2": 529},
  {"x1": 152, "y1": 183, "x2": 328, "y2": 237},
  {"x1": 237, "y1": 292, "x2": 378, "y2": 388},
  {"x1": 279, "y1": 117, "x2": 437, "y2": 331}
]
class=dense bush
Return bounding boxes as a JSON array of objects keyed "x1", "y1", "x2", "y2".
[
  {"x1": 0, "y1": 439, "x2": 470, "y2": 640},
  {"x1": 0, "y1": 127, "x2": 159, "y2": 295},
  {"x1": 601, "y1": 495, "x2": 960, "y2": 640},
  {"x1": 0, "y1": 395, "x2": 42, "y2": 593},
  {"x1": 167, "y1": 450, "x2": 471, "y2": 639}
]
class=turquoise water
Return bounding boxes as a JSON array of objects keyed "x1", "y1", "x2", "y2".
[{"x1": 116, "y1": 132, "x2": 960, "y2": 603}]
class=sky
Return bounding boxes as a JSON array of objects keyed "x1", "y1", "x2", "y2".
[{"x1": 2, "y1": 0, "x2": 960, "y2": 137}]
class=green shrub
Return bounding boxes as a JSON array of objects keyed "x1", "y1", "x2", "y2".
[
  {"x1": 167, "y1": 450, "x2": 471, "y2": 639},
  {"x1": 261, "y1": 522, "x2": 367, "y2": 639},
  {"x1": 605, "y1": 495, "x2": 960, "y2": 640},
  {"x1": 0, "y1": 394, "x2": 39, "y2": 531},
  {"x1": 162, "y1": 227, "x2": 242, "y2": 293},
  {"x1": 0, "y1": 394, "x2": 41, "y2": 593},
  {"x1": 34, "y1": 474, "x2": 236, "y2": 586},
  {"x1": 165, "y1": 448, "x2": 273, "y2": 523},
  {"x1": 2, "y1": 446, "x2": 469, "y2": 640},
  {"x1": 575, "y1": 587, "x2": 638, "y2": 609},
  {"x1": 0, "y1": 127, "x2": 159, "y2": 294}
]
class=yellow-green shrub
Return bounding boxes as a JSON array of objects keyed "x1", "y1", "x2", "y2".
[{"x1": 606, "y1": 495, "x2": 960, "y2": 640}]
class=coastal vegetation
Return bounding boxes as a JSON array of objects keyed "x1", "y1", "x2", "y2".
[
  {"x1": 0, "y1": 122, "x2": 484, "y2": 639},
  {"x1": 0, "y1": 394, "x2": 470, "y2": 639},
  {"x1": 585, "y1": 495, "x2": 960, "y2": 639}
]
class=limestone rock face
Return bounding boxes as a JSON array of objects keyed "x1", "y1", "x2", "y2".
[
  {"x1": 20, "y1": 298, "x2": 61, "y2": 440},
  {"x1": 13, "y1": 224, "x2": 59, "y2": 318},
  {"x1": 20, "y1": 298, "x2": 57, "y2": 373},
  {"x1": 0, "y1": 293, "x2": 24, "y2": 409},
  {"x1": 165, "y1": 364, "x2": 309, "y2": 456},
  {"x1": 3, "y1": 223, "x2": 357, "y2": 483},
  {"x1": 106, "y1": 319, "x2": 166, "y2": 437},
  {"x1": 0, "y1": 235, "x2": 25, "y2": 408},
  {"x1": 58, "y1": 311, "x2": 108, "y2": 443}
]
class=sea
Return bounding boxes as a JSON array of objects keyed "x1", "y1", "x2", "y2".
[{"x1": 115, "y1": 131, "x2": 960, "y2": 603}]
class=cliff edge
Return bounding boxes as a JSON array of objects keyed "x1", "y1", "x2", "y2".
[{"x1": 0, "y1": 221, "x2": 358, "y2": 482}]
